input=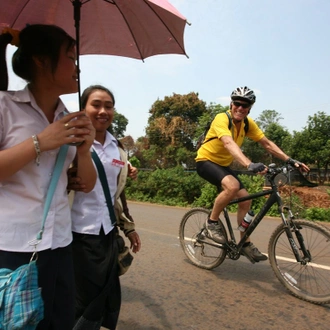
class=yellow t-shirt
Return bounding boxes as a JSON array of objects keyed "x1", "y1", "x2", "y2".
[{"x1": 195, "y1": 112, "x2": 264, "y2": 166}]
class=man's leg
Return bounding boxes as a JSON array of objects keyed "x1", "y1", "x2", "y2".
[
  {"x1": 236, "y1": 190, "x2": 267, "y2": 261},
  {"x1": 210, "y1": 175, "x2": 240, "y2": 220},
  {"x1": 236, "y1": 189, "x2": 251, "y2": 241},
  {"x1": 196, "y1": 162, "x2": 239, "y2": 244},
  {"x1": 206, "y1": 175, "x2": 240, "y2": 243}
]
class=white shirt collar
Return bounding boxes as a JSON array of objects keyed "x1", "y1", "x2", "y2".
[
  {"x1": 93, "y1": 130, "x2": 118, "y2": 149},
  {"x1": 10, "y1": 85, "x2": 67, "y2": 117}
]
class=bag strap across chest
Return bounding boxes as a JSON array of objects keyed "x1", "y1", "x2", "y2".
[{"x1": 200, "y1": 111, "x2": 249, "y2": 147}]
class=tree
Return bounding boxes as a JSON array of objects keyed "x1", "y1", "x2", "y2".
[
  {"x1": 195, "y1": 103, "x2": 229, "y2": 138},
  {"x1": 107, "y1": 112, "x2": 128, "y2": 138},
  {"x1": 243, "y1": 110, "x2": 291, "y2": 165},
  {"x1": 255, "y1": 110, "x2": 284, "y2": 131},
  {"x1": 128, "y1": 156, "x2": 140, "y2": 168},
  {"x1": 120, "y1": 135, "x2": 136, "y2": 158},
  {"x1": 263, "y1": 123, "x2": 291, "y2": 163},
  {"x1": 145, "y1": 92, "x2": 207, "y2": 168},
  {"x1": 290, "y1": 111, "x2": 330, "y2": 183},
  {"x1": 131, "y1": 136, "x2": 150, "y2": 169}
]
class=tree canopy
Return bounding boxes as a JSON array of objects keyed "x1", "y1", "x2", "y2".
[
  {"x1": 144, "y1": 92, "x2": 207, "y2": 168},
  {"x1": 255, "y1": 109, "x2": 284, "y2": 131},
  {"x1": 108, "y1": 112, "x2": 128, "y2": 138},
  {"x1": 290, "y1": 111, "x2": 330, "y2": 182},
  {"x1": 116, "y1": 93, "x2": 329, "y2": 184}
]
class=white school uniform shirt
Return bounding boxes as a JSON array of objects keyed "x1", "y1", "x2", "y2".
[
  {"x1": 0, "y1": 86, "x2": 76, "y2": 252},
  {"x1": 71, "y1": 131, "x2": 121, "y2": 235}
]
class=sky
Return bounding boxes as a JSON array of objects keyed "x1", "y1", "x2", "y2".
[{"x1": 5, "y1": 0, "x2": 330, "y2": 140}]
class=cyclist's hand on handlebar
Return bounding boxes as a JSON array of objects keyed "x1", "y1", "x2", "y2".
[
  {"x1": 286, "y1": 158, "x2": 310, "y2": 172},
  {"x1": 247, "y1": 162, "x2": 267, "y2": 174},
  {"x1": 286, "y1": 158, "x2": 302, "y2": 167}
]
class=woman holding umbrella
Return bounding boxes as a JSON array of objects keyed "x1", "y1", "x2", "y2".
[{"x1": 0, "y1": 25, "x2": 96, "y2": 329}]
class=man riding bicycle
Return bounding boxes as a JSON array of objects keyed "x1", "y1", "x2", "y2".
[{"x1": 195, "y1": 86, "x2": 309, "y2": 262}]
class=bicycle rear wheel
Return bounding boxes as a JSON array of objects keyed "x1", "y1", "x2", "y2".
[
  {"x1": 268, "y1": 219, "x2": 330, "y2": 304},
  {"x1": 179, "y1": 208, "x2": 227, "y2": 270}
]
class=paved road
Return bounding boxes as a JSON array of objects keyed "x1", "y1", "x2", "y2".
[{"x1": 108, "y1": 202, "x2": 329, "y2": 330}]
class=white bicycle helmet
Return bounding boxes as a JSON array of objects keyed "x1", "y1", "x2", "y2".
[{"x1": 231, "y1": 86, "x2": 256, "y2": 104}]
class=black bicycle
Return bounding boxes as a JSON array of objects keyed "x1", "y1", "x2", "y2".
[{"x1": 179, "y1": 164, "x2": 330, "y2": 304}]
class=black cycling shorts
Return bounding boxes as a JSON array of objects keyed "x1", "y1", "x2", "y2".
[{"x1": 196, "y1": 160, "x2": 244, "y2": 190}]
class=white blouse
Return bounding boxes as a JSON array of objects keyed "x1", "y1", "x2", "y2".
[
  {"x1": 0, "y1": 87, "x2": 76, "y2": 252},
  {"x1": 71, "y1": 132, "x2": 121, "y2": 235}
]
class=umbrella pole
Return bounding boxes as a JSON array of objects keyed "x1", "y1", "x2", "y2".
[{"x1": 72, "y1": 0, "x2": 82, "y2": 111}]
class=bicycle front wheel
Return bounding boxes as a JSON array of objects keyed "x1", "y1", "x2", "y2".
[
  {"x1": 268, "y1": 219, "x2": 330, "y2": 304},
  {"x1": 179, "y1": 208, "x2": 227, "y2": 270}
]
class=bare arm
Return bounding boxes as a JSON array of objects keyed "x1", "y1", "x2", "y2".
[
  {"x1": 258, "y1": 136, "x2": 310, "y2": 172},
  {"x1": 257, "y1": 136, "x2": 289, "y2": 161},
  {"x1": 221, "y1": 135, "x2": 251, "y2": 168}
]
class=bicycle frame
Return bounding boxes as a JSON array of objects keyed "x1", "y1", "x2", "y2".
[
  {"x1": 223, "y1": 187, "x2": 279, "y2": 250},
  {"x1": 221, "y1": 169, "x2": 311, "y2": 263}
]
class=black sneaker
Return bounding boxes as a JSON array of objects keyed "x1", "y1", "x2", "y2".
[
  {"x1": 205, "y1": 220, "x2": 226, "y2": 244},
  {"x1": 242, "y1": 242, "x2": 268, "y2": 262}
]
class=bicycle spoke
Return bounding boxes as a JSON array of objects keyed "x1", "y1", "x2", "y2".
[
  {"x1": 179, "y1": 208, "x2": 227, "y2": 270},
  {"x1": 269, "y1": 220, "x2": 330, "y2": 304}
]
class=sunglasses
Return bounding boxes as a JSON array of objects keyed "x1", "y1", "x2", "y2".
[{"x1": 232, "y1": 101, "x2": 251, "y2": 109}]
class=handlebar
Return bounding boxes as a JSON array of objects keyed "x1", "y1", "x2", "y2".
[{"x1": 265, "y1": 163, "x2": 295, "y2": 183}]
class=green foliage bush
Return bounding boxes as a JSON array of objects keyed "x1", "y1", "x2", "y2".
[
  {"x1": 125, "y1": 167, "x2": 205, "y2": 207},
  {"x1": 305, "y1": 208, "x2": 330, "y2": 222},
  {"x1": 192, "y1": 182, "x2": 217, "y2": 209},
  {"x1": 129, "y1": 156, "x2": 140, "y2": 168},
  {"x1": 125, "y1": 168, "x2": 329, "y2": 222},
  {"x1": 278, "y1": 192, "x2": 307, "y2": 219},
  {"x1": 237, "y1": 174, "x2": 266, "y2": 213}
]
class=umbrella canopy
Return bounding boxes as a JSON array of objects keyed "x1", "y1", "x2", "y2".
[
  {"x1": 0, "y1": 0, "x2": 188, "y2": 60},
  {"x1": 0, "y1": 0, "x2": 188, "y2": 110}
]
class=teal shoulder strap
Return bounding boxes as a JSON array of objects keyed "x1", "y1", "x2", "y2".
[{"x1": 35, "y1": 144, "x2": 69, "y2": 242}]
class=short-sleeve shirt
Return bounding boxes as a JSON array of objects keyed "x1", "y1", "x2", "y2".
[
  {"x1": 0, "y1": 86, "x2": 76, "y2": 252},
  {"x1": 71, "y1": 131, "x2": 122, "y2": 235},
  {"x1": 195, "y1": 111, "x2": 264, "y2": 166}
]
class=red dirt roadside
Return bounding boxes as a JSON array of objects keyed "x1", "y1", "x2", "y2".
[{"x1": 280, "y1": 185, "x2": 330, "y2": 208}]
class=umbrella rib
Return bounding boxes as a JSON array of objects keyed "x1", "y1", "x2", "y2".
[
  {"x1": 142, "y1": 0, "x2": 187, "y2": 57},
  {"x1": 11, "y1": 0, "x2": 32, "y2": 27},
  {"x1": 78, "y1": 0, "x2": 92, "y2": 5},
  {"x1": 104, "y1": 0, "x2": 145, "y2": 61}
]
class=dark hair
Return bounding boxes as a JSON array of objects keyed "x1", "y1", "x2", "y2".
[
  {"x1": 81, "y1": 85, "x2": 115, "y2": 109},
  {"x1": 12, "y1": 24, "x2": 75, "y2": 82}
]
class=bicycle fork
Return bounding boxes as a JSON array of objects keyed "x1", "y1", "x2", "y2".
[{"x1": 281, "y1": 207, "x2": 311, "y2": 264}]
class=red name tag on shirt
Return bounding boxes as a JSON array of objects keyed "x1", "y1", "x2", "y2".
[{"x1": 111, "y1": 159, "x2": 125, "y2": 168}]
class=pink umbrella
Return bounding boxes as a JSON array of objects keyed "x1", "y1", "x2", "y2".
[{"x1": 0, "y1": 0, "x2": 188, "y2": 107}]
